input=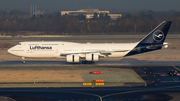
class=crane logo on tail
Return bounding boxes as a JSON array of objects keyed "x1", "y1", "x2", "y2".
[{"x1": 153, "y1": 30, "x2": 164, "y2": 42}]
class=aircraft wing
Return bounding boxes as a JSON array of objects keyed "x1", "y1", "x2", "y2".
[
  {"x1": 60, "y1": 50, "x2": 129, "y2": 57},
  {"x1": 99, "y1": 50, "x2": 129, "y2": 56}
]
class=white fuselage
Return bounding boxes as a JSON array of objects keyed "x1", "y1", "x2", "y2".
[{"x1": 8, "y1": 41, "x2": 138, "y2": 59}]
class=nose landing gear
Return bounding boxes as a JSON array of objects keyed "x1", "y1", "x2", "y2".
[{"x1": 22, "y1": 57, "x2": 26, "y2": 64}]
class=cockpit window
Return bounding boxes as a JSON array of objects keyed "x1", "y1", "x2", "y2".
[{"x1": 17, "y1": 43, "x2": 21, "y2": 45}]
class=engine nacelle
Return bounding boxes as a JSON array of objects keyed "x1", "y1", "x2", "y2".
[
  {"x1": 85, "y1": 53, "x2": 99, "y2": 61},
  {"x1": 66, "y1": 54, "x2": 80, "y2": 62}
]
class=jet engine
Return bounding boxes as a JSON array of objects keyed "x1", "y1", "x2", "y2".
[
  {"x1": 85, "y1": 53, "x2": 99, "y2": 61},
  {"x1": 66, "y1": 54, "x2": 80, "y2": 62}
]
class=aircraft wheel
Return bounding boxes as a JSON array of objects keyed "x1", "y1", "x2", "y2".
[
  {"x1": 82, "y1": 61, "x2": 95, "y2": 64},
  {"x1": 82, "y1": 61, "x2": 86, "y2": 64},
  {"x1": 22, "y1": 60, "x2": 26, "y2": 64}
]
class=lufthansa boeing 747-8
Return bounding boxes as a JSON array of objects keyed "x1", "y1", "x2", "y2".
[{"x1": 8, "y1": 21, "x2": 172, "y2": 64}]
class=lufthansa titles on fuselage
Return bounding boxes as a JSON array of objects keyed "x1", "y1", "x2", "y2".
[{"x1": 30, "y1": 46, "x2": 52, "y2": 50}]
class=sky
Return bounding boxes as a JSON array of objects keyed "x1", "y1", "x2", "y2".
[{"x1": 0, "y1": 0, "x2": 180, "y2": 12}]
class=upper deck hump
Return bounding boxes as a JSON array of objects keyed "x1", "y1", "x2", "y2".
[{"x1": 19, "y1": 41, "x2": 80, "y2": 45}]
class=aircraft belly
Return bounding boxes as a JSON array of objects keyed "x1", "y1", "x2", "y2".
[{"x1": 109, "y1": 52, "x2": 128, "y2": 58}]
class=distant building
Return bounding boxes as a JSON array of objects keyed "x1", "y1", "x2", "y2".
[
  {"x1": 109, "y1": 14, "x2": 122, "y2": 20},
  {"x1": 61, "y1": 9, "x2": 109, "y2": 15},
  {"x1": 61, "y1": 9, "x2": 122, "y2": 20},
  {"x1": 85, "y1": 14, "x2": 94, "y2": 19},
  {"x1": 30, "y1": 5, "x2": 43, "y2": 17},
  {"x1": 30, "y1": 5, "x2": 37, "y2": 17},
  {"x1": 85, "y1": 14, "x2": 122, "y2": 20}
]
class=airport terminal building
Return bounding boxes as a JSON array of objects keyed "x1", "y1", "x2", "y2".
[{"x1": 61, "y1": 9, "x2": 122, "y2": 20}]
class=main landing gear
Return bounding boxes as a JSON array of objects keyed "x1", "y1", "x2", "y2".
[
  {"x1": 22, "y1": 57, "x2": 26, "y2": 64},
  {"x1": 82, "y1": 61, "x2": 95, "y2": 64}
]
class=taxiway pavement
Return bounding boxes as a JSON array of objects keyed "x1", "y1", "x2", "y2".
[
  {"x1": 0, "y1": 64, "x2": 180, "y2": 100},
  {"x1": 0, "y1": 58, "x2": 180, "y2": 66}
]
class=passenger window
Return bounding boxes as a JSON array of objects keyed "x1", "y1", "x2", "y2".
[{"x1": 18, "y1": 43, "x2": 21, "y2": 45}]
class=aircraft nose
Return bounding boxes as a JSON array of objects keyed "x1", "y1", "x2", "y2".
[{"x1": 7, "y1": 48, "x2": 13, "y2": 54}]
